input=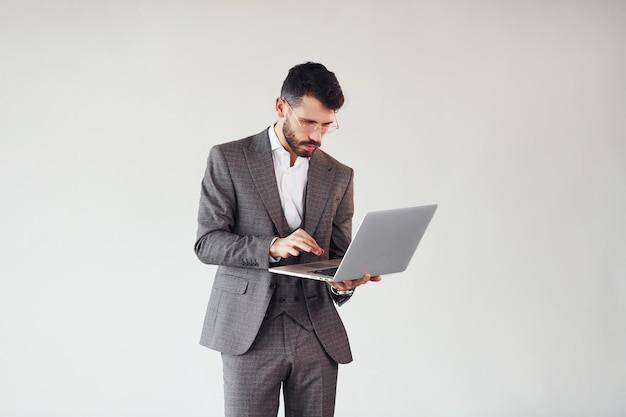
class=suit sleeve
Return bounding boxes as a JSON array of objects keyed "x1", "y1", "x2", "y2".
[{"x1": 194, "y1": 145, "x2": 274, "y2": 269}]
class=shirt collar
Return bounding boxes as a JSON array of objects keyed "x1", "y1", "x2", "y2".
[{"x1": 268, "y1": 124, "x2": 284, "y2": 153}]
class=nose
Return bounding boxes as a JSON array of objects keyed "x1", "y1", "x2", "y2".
[{"x1": 309, "y1": 128, "x2": 323, "y2": 142}]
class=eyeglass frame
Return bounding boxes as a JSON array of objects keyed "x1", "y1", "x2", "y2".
[{"x1": 282, "y1": 98, "x2": 339, "y2": 134}]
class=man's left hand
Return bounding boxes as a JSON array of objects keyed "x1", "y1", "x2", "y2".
[{"x1": 328, "y1": 273, "x2": 382, "y2": 293}]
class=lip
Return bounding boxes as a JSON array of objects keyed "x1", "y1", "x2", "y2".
[{"x1": 303, "y1": 144, "x2": 317, "y2": 152}]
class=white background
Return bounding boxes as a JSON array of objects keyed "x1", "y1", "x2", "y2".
[{"x1": 1, "y1": 1, "x2": 624, "y2": 416}]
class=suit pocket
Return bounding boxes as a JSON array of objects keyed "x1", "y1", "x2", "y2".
[{"x1": 214, "y1": 274, "x2": 248, "y2": 294}]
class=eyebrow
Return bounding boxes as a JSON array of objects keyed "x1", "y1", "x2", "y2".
[{"x1": 299, "y1": 116, "x2": 334, "y2": 125}]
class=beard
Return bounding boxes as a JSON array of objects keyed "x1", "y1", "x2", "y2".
[{"x1": 282, "y1": 119, "x2": 320, "y2": 158}]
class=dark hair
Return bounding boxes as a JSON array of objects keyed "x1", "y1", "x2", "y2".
[{"x1": 280, "y1": 62, "x2": 345, "y2": 111}]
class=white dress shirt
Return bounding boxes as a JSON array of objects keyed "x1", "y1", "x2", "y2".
[{"x1": 268, "y1": 124, "x2": 309, "y2": 231}]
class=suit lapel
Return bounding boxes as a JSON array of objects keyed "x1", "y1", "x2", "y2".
[
  {"x1": 243, "y1": 130, "x2": 291, "y2": 237},
  {"x1": 303, "y1": 151, "x2": 335, "y2": 236}
]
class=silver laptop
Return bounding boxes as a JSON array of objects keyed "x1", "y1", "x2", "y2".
[{"x1": 268, "y1": 204, "x2": 437, "y2": 282}]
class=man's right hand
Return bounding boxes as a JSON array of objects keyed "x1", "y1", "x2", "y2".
[{"x1": 269, "y1": 229, "x2": 325, "y2": 259}]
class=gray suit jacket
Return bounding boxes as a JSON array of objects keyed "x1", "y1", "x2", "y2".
[{"x1": 195, "y1": 129, "x2": 355, "y2": 364}]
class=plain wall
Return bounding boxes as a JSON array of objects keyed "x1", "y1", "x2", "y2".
[{"x1": 1, "y1": 1, "x2": 624, "y2": 416}]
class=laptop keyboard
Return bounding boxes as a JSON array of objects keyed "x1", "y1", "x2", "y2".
[{"x1": 310, "y1": 267, "x2": 338, "y2": 277}]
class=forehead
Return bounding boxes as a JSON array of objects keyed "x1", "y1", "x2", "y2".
[{"x1": 293, "y1": 95, "x2": 336, "y2": 122}]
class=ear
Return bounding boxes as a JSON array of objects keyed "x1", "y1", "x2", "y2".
[{"x1": 275, "y1": 97, "x2": 286, "y2": 118}]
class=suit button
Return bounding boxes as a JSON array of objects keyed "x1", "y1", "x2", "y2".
[
  {"x1": 278, "y1": 297, "x2": 286, "y2": 303},
  {"x1": 269, "y1": 283, "x2": 277, "y2": 289}
]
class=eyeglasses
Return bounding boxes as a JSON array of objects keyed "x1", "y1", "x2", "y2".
[{"x1": 283, "y1": 98, "x2": 339, "y2": 134}]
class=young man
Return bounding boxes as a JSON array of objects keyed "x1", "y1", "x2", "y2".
[{"x1": 195, "y1": 62, "x2": 381, "y2": 417}]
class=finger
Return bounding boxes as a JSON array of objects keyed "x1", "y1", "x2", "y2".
[
  {"x1": 292, "y1": 235, "x2": 324, "y2": 255},
  {"x1": 357, "y1": 274, "x2": 371, "y2": 285},
  {"x1": 300, "y1": 237, "x2": 324, "y2": 255},
  {"x1": 291, "y1": 240, "x2": 319, "y2": 255}
]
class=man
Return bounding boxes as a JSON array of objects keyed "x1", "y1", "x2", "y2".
[{"x1": 195, "y1": 62, "x2": 381, "y2": 417}]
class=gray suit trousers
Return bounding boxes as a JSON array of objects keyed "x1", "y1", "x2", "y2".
[{"x1": 221, "y1": 312, "x2": 339, "y2": 417}]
